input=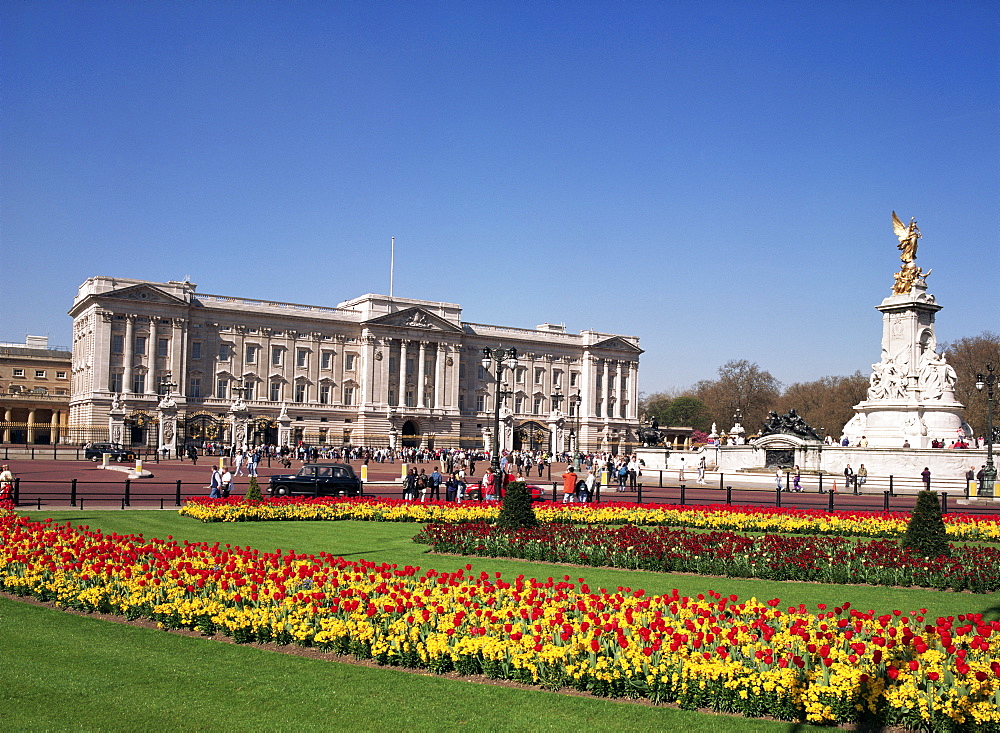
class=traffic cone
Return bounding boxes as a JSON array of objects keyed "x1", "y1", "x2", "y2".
[{"x1": 832, "y1": 479, "x2": 838, "y2": 494}]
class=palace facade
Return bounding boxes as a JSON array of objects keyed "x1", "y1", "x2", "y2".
[
  {"x1": 68, "y1": 277, "x2": 642, "y2": 454},
  {"x1": 0, "y1": 336, "x2": 72, "y2": 444}
]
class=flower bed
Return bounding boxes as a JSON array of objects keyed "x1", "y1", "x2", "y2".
[
  {"x1": 179, "y1": 496, "x2": 1000, "y2": 543},
  {"x1": 415, "y1": 522, "x2": 1000, "y2": 593},
  {"x1": 0, "y1": 510, "x2": 997, "y2": 729}
]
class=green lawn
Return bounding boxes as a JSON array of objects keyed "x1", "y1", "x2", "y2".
[{"x1": 3, "y1": 509, "x2": 997, "y2": 731}]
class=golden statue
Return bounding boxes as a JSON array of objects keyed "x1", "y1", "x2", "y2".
[
  {"x1": 892, "y1": 211, "x2": 921, "y2": 264},
  {"x1": 890, "y1": 211, "x2": 927, "y2": 294}
]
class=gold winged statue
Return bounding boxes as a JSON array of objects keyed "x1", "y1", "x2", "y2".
[
  {"x1": 890, "y1": 211, "x2": 929, "y2": 295},
  {"x1": 892, "y1": 211, "x2": 920, "y2": 264}
]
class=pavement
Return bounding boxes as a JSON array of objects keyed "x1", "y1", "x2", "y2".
[{"x1": 4, "y1": 456, "x2": 998, "y2": 515}]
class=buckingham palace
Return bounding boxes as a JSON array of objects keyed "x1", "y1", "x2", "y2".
[{"x1": 67, "y1": 276, "x2": 643, "y2": 454}]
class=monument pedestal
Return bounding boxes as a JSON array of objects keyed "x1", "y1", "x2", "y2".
[{"x1": 843, "y1": 282, "x2": 971, "y2": 448}]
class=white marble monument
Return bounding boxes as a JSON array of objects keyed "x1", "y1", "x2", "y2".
[{"x1": 842, "y1": 213, "x2": 972, "y2": 448}]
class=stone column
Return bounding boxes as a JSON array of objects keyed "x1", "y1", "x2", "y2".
[
  {"x1": 433, "y1": 342, "x2": 443, "y2": 408},
  {"x1": 230, "y1": 402, "x2": 251, "y2": 453},
  {"x1": 108, "y1": 399, "x2": 126, "y2": 446},
  {"x1": 418, "y1": 341, "x2": 428, "y2": 406},
  {"x1": 147, "y1": 318, "x2": 158, "y2": 395},
  {"x1": 277, "y1": 404, "x2": 292, "y2": 447},
  {"x1": 27, "y1": 408, "x2": 36, "y2": 444},
  {"x1": 398, "y1": 340, "x2": 408, "y2": 407},
  {"x1": 123, "y1": 316, "x2": 135, "y2": 393},
  {"x1": 50, "y1": 411, "x2": 59, "y2": 445},
  {"x1": 602, "y1": 360, "x2": 610, "y2": 419},
  {"x1": 3, "y1": 408, "x2": 12, "y2": 443},
  {"x1": 157, "y1": 399, "x2": 178, "y2": 457},
  {"x1": 629, "y1": 361, "x2": 639, "y2": 419}
]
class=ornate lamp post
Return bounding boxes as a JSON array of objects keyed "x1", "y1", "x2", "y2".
[
  {"x1": 570, "y1": 391, "x2": 582, "y2": 469},
  {"x1": 975, "y1": 364, "x2": 996, "y2": 497},
  {"x1": 481, "y1": 346, "x2": 518, "y2": 485},
  {"x1": 550, "y1": 386, "x2": 564, "y2": 456},
  {"x1": 156, "y1": 373, "x2": 178, "y2": 459}
]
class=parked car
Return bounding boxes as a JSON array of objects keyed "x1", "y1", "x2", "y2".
[
  {"x1": 85, "y1": 443, "x2": 137, "y2": 462},
  {"x1": 268, "y1": 462, "x2": 363, "y2": 497},
  {"x1": 464, "y1": 482, "x2": 546, "y2": 502}
]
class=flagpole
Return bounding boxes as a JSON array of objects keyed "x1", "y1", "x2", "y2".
[{"x1": 389, "y1": 236, "x2": 395, "y2": 298}]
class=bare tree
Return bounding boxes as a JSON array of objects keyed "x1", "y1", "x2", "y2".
[
  {"x1": 941, "y1": 331, "x2": 1000, "y2": 437},
  {"x1": 774, "y1": 372, "x2": 868, "y2": 440},
  {"x1": 695, "y1": 360, "x2": 781, "y2": 435}
]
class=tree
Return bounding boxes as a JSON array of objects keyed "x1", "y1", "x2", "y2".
[
  {"x1": 941, "y1": 331, "x2": 1000, "y2": 438},
  {"x1": 662, "y1": 395, "x2": 711, "y2": 432},
  {"x1": 774, "y1": 372, "x2": 868, "y2": 440},
  {"x1": 497, "y1": 480, "x2": 538, "y2": 530},
  {"x1": 695, "y1": 360, "x2": 782, "y2": 436},
  {"x1": 638, "y1": 390, "x2": 678, "y2": 425},
  {"x1": 245, "y1": 476, "x2": 263, "y2": 501},
  {"x1": 901, "y1": 490, "x2": 950, "y2": 558}
]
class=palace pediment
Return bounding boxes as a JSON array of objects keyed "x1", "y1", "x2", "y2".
[
  {"x1": 101, "y1": 284, "x2": 189, "y2": 306},
  {"x1": 365, "y1": 307, "x2": 464, "y2": 333},
  {"x1": 591, "y1": 336, "x2": 643, "y2": 354}
]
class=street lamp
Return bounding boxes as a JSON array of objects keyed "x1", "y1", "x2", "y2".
[
  {"x1": 975, "y1": 364, "x2": 996, "y2": 497},
  {"x1": 158, "y1": 373, "x2": 177, "y2": 397},
  {"x1": 482, "y1": 346, "x2": 518, "y2": 486},
  {"x1": 570, "y1": 391, "x2": 582, "y2": 469},
  {"x1": 550, "y1": 386, "x2": 564, "y2": 456}
]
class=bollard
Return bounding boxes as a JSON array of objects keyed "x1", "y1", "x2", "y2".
[
  {"x1": 37, "y1": 497, "x2": 41, "y2": 510},
  {"x1": 719, "y1": 473, "x2": 724, "y2": 492},
  {"x1": 160, "y1": 498, "x2": 164, "y2": 510},
  {"x1": 818, "y1": 473, "x2": 824, "y2": 494},
  {"x1": 13, "y1": 477, "x2": 19, "y2": 505},
  {"x1": 726, "y1": 486, "x2": 732, "y2": 505},
  {"x1": 776, "y1": 487, "x2": 782, "y2": 508},
  {"x1": 124, "y1": 478, "x2": 131, "y2": 507},
  {"x1": 70, "y1": 478, "x2": 78, "y2": 507},
  {"x1": 175, "y1": 480, "x2": 182, "y2": 507},
  {"x1": 659, "y1": 470, "x2": 663, "y2": 489},
  {"x1": 941, "y1": 492, "x2": 948, "y2": 515},
  {"x1": 79, "y1": 497, "x2": 84, "y2": 510},
  {"x1": 637, "y1": 483, "x2": 643, "y2": 504},
  {"x1": 889, "y1": 475, "x2": 894, "y2": 496},
  {"x1": 828, "y1": 490, "x2": 834, "y2": 512},
  {"x1": 853, "y1": 474, "x2": 859, "y2": 494},
  {"x1": 965, "y1": 478, "x2": 970, "y2": 499},
  {"x1": 680, "y1": 484, "x2": 686, "y2": 506},
  {"x1": 883, "y1": 490, "x2": 890, "y2": 511}
]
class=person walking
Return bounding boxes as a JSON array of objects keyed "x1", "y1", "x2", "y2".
[
  {"x1": 844, "y1": 464, "x2": 855, "y2": 491},
  {"x1": 220, "y1": 469, "x2": 233, "y2": 498},
  {"x1": 209, "y1": 466, "x2": 222, "y2": 498},
  {"x1": 775, "y1": 467, "x2": 783, "y2": 491},
  {"x1": 697, "y1": 456, "x2": 707, "y2": 485},
  {"x1": 0, "y1": 464, "x2": 15, "y2": 502},
  {"x1": 857, "y1": 464, "x2": 868, "y2": 488},
  {"x1": 921, "y1": 466, "x2": 931, "y2": 489},
  {"x1": 792, "y1": 466, "x2": 802, "y2": 492},
  {"x1": 562, "y1": 466, "x2": 577, "y2": 503}
]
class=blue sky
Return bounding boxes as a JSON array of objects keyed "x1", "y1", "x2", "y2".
[{"x1": 2, "y1": 1, "x2": 997, "y2": 395}]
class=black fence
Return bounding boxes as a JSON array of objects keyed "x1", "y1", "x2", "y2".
[{"x1": 6, "y1": 475, "x2": 1000, "y2": 517}]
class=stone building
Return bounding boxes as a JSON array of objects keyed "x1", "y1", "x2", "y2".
[
  {"x1": 68, "y1": 277, "x2": 642, "y2": 453},
  {"x1": 0, "y1": 336, "x2": 72, "y2": 444}
]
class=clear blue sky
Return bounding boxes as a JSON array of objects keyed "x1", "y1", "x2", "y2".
[{"x1": 2, "y1": 1, "x2": 997, "y2": 395}]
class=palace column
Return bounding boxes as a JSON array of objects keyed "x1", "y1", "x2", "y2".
[
  {"x1": 27, "y1": 408, "x2": 37, "y2": 444},
  {"x1": 3, "y1": 408, "x2": 12, "y2": 443},
  {"x1": 418, "y1": 341, "x2": 428, "y2": 406},
  {"x1": 123, "y1": 315, "x2": 135, "y2": 394},
  {"x1": 147, "y1": 317, "x2": 158, "y2": 395},
  {"x1": 433, "y1": 342, "x2": 443, "y2": 408},
  {"x1": 602, "y1": 360, "x2": 610, "y2": 419},
  {"x1": 398, "y1": 340, "x2": 408, "y2": 407},
  {"x1": 50, "y1": 411, "x2": 60, "y2": 445}
]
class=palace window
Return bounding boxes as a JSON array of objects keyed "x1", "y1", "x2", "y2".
[
  {"x1": 56, "y1": 371, "x2": 67, "y2": 379},
  {"x1": 270, "y1": 382, "x2": 281, "y2": 402},
  {"x1": 533, "y1": 397, "x2": 543, "y2": 415},
  {"x1": 12, "y1": 368, "x2": 24, "y2": 377},
  {"x1": 191, "y1": 342, "x2": 202, "y2": 360},
  {"x1": 534, "y1": 368, "x2": 544, "y2": 385},
  {"x1": 345, "y1": 354, "x2": 356, "y2": 371},
  {"x1": 189, "y1": 378, "x2": 201, "y2": 398},
  {"x1": 514, "y1": 397, "x2": 524, "y2": 413},
  {"x1": 110, "y1": 372, "x2": 123, "y2": 392},
  {"x1": 133, "y1": 373, "x2": 145, "y2": 393},
  {"x1": 157, "y1": 338, "x2": 169, "y2": 357},
  {"x1": 294, "y1": 383, "x2": 306, "y2": 403},
  {"x1": 216, "y1": 378, "x2": 228, "y2": 399},
  {"x1": 112, "y1": 335, "x2": 124, "y2": 354},
  {"x1": 272, "y1": 347, "x2": 283, "y2": 366},
  {"x1": 243, "y1": 381, "x2": 255, "y2": 400},
  {"x1": 476, "y1": 395, "x2": 485, "y2": 412},
  {"x1": 319, "y1": 384, "x2": 330, "y2": 404},
  {"x1": 570, "y1": 372, "x2": 578, "y2": 387},
  {"x1": 405, "y1": 389, "x2": 415, "y2": 407},
  {"x1": 321, "y1": 351, "x2": 332, "y2": 369},
  {"x1": 245, "y1": 345, "x2": 258, "y2": 364},
  {"x1": 343, "y1": 386, "x2": 354, "y2": 406},
  {"x1": 35, "y1": 370, "x2": 46, "y2": 379},
  {"x1": 405, "y1": 358, "x2": 414, "y2": 376},
  {"x1": 296, "y1": 349, "x2": 308, "y2": 368},
  {"x1": 135, "y1": 336, "x2": 147, "y2": 355},
  {"x1": 218, "y1": 344, "x2": 230, "y2": 361}
]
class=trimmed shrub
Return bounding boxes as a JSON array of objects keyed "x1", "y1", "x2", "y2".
[
  {"x1": 244, "y1": 476, "x2": 263, "y2": 502},
  {"x1": 497, "y1": 480, "x2": 538, "y2": 530},
  {"x1": 902, "y1": 490, "x2": 950, "y2": 558}
]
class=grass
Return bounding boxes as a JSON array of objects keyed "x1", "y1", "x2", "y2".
[{"x1": 3, "y1": 509, "x2": 999, "y2": 731}]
